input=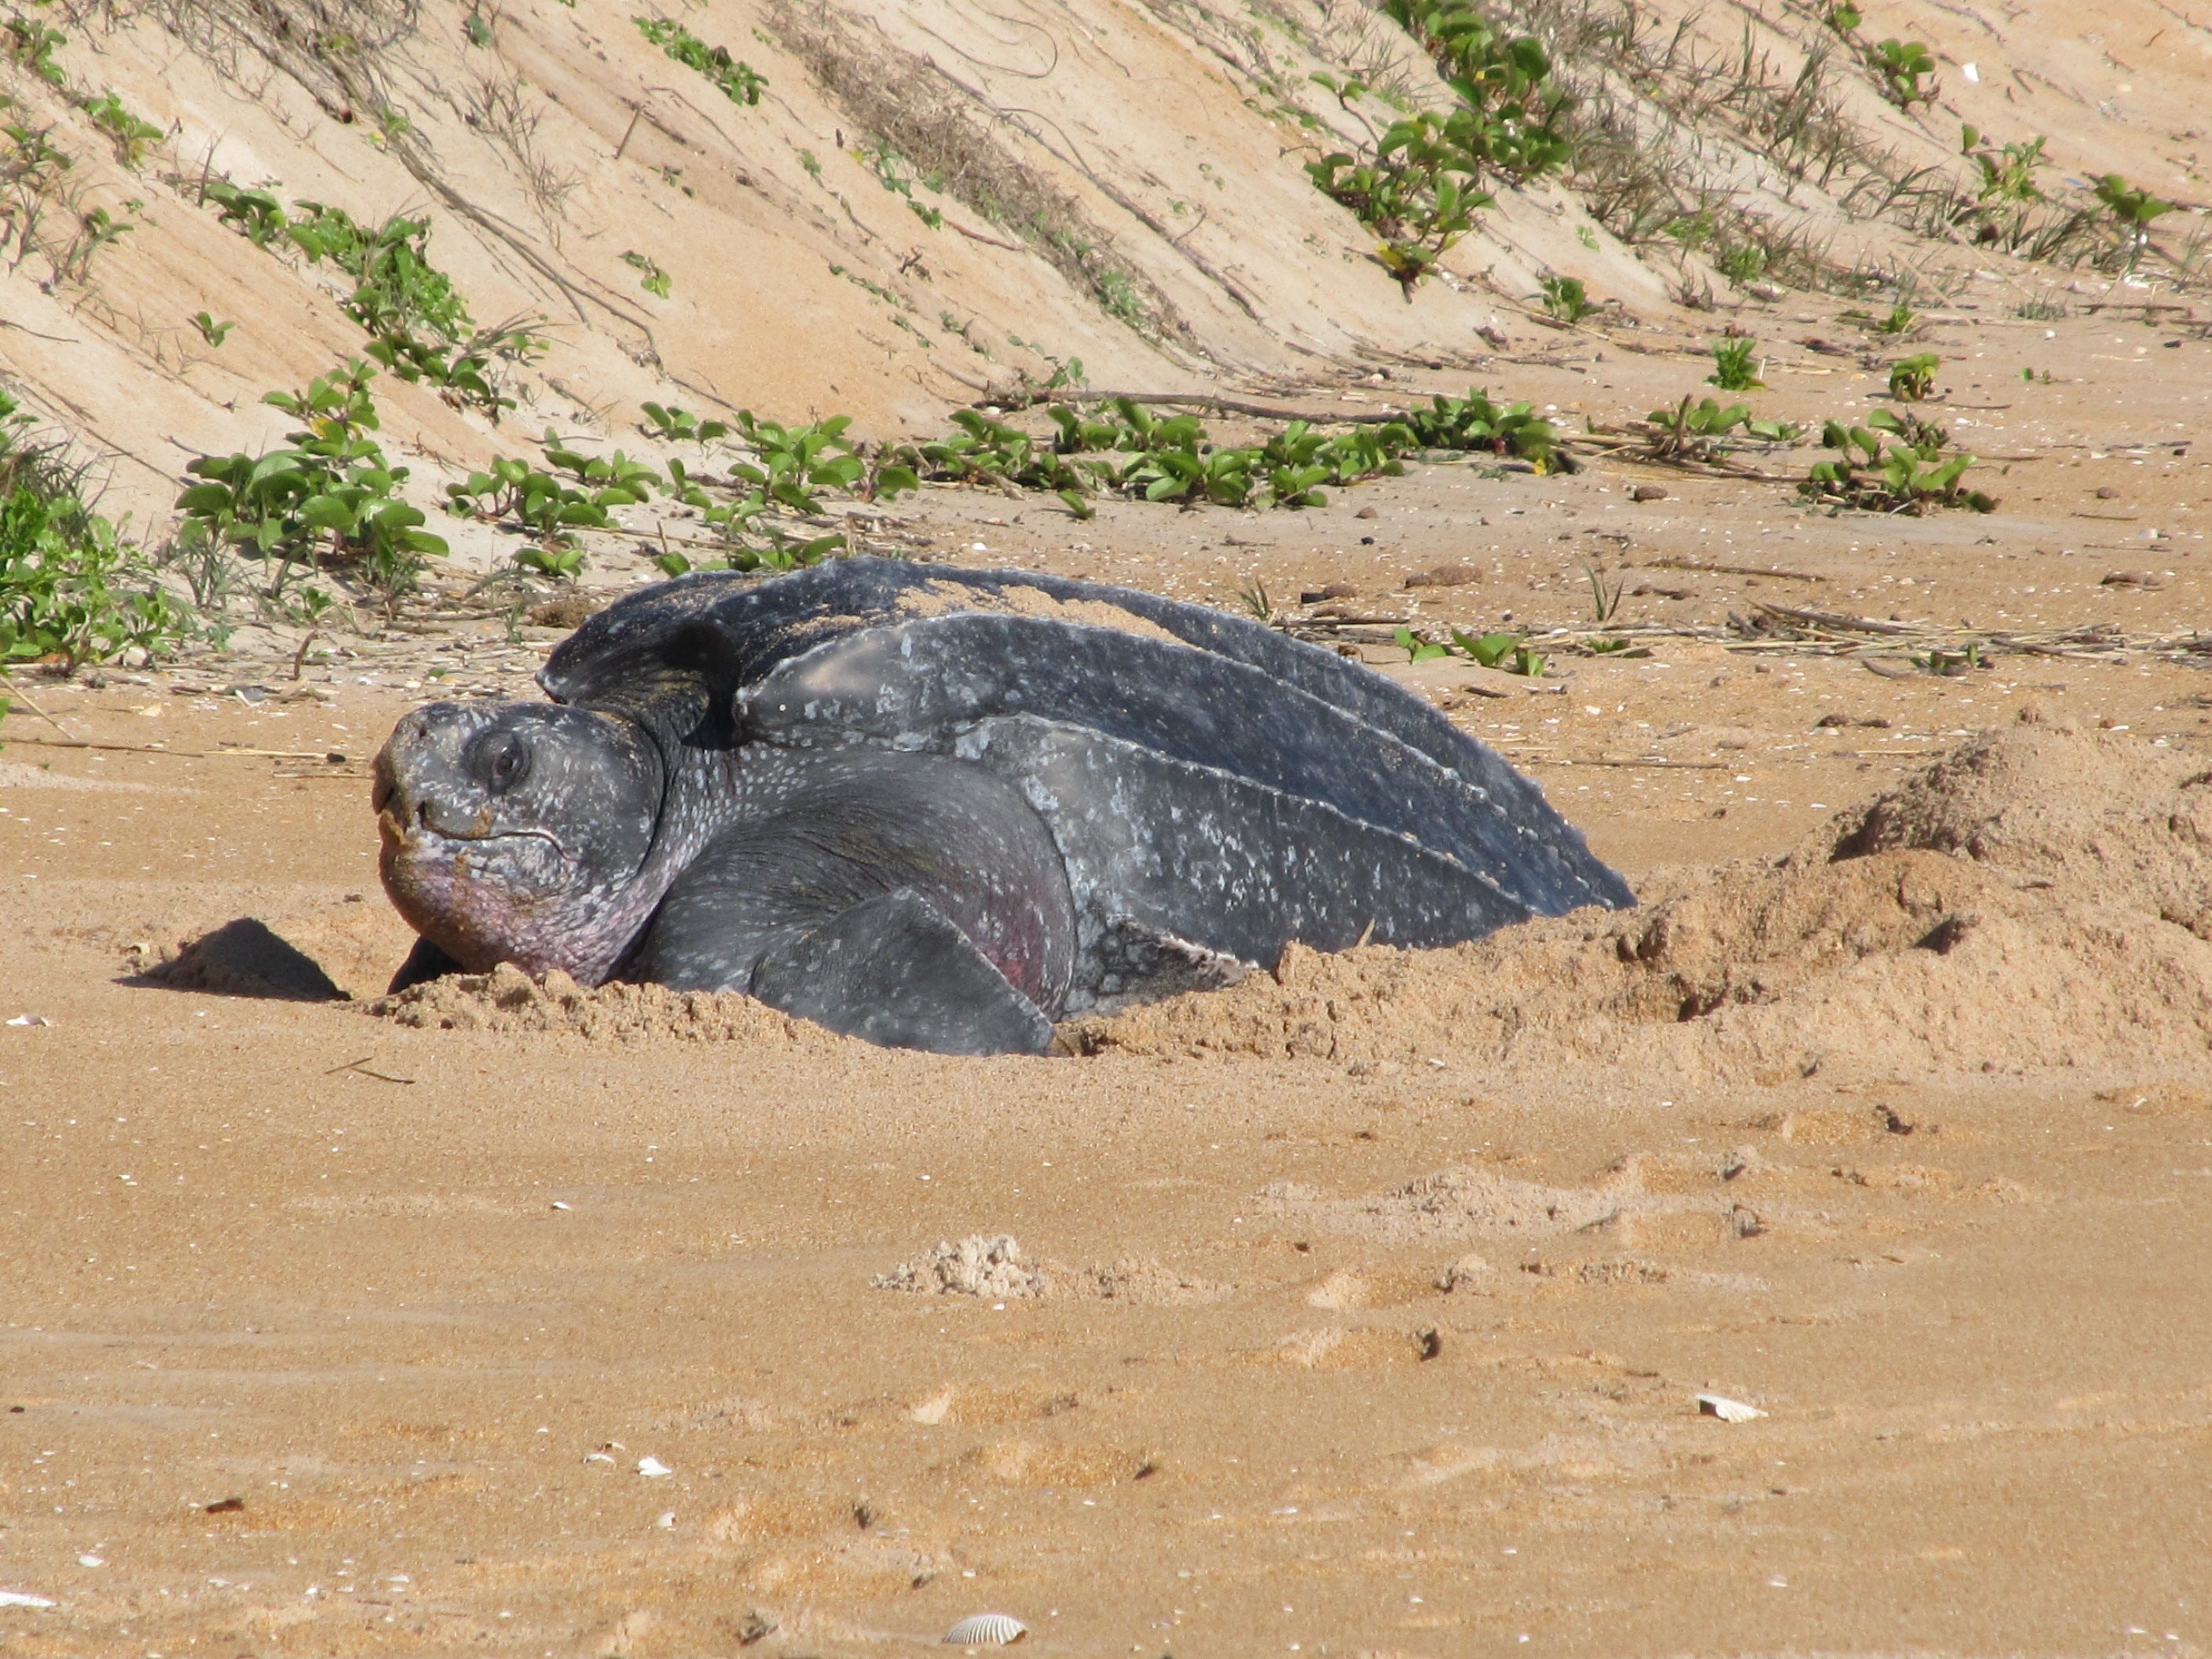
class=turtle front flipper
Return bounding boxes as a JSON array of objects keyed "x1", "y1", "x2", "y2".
[
  {"x1": 388, "y1": 935, "x2": 465, "y2": 994},
  {"x1": 622, "y1": 747, "x2": 1076, "y2": 1053},
  {"x1": 749, "y1": 888, "x2": 1053, "y2": 1055}
]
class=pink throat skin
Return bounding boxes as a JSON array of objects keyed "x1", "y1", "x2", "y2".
[{"x1": 377, "y1": 809, "x2": 670, "y2": 987}]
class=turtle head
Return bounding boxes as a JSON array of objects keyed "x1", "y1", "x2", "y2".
[{"x1": 374, "y1": 701, "x2": 665, "y2": 982}]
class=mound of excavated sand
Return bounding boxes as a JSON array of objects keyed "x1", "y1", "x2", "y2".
[
  {"x1": 1065, "y1": 722, "x2": 2212, "y2": 1085},
  {"x1": 372, "y1": 960, "x2": 847, "y2": 1049},
  {"x1": 872, "y1": 1235, "x2": 1049, "y2": 1298}
]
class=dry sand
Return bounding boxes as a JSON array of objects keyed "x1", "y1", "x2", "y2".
[
  {"x1": 5, "y1": 578, "x2": 2212, "y2": 1655},
  {"x1": 11, "y1": 283, "x2": 2212, "y2": 1645},
  {"x1": 6, "y1": 0, "x2": 2212, "y2": 1647}
]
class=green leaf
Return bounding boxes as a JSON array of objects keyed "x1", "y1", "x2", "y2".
[{"x1": 298, "y1": 494, "x2": 361, "y2": 533}]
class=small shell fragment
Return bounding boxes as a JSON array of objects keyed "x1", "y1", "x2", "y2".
[
  {"x1": 1696, "y1": 1393, "x2": 1767, "y2": 1423},
  {"x1": 0, "y1": 1591, "x2": 57, "y2": 1608},
  {"x1": 637, "y1": 1456, "x2": 673, "y2": 1478},
  {"x1": 943, "y1": 1611, "x2": 1027, "y2": 1646}
]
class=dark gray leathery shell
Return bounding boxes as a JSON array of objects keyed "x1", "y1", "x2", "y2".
[
  {"x1": 949, "y1": 716, "x2": 1532, "y2": 967},
  {"x1": 737, "y1": 613, "x2": 1617, "y2": 916},
  {"x1": 544, "y1": 560, "x2": 1610, "y2": 888}
]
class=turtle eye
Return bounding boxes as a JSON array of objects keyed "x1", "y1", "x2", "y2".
[{"x1": 476, "y1": 731, "x2": 529, "y2": 794}]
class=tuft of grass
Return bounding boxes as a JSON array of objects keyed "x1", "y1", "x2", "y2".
[
  {"x1": 57, "y1": 201, "x2": 134, "y2": 283},
  {"x1": 1708, "y1": 335, "x2": 1764, "y2": 391},
  {"x1": 1801, "y1": 408, "x2": 1994, "y2": 515},
  {"x1": 1580, "y1": 558, "x2": 1623, "y2": 624},
  {"x1": 621, "y1": 249, "x2": 671, "y2": 297},
  {"x1": 1, "y1": 388, "x2": 188, "y2": 677},
  {"x1": 1536, "y1": 274, "x2": 1595, "y2": 321},
  {"x1": 634, "y1": 16, "x2": 766, "y2": 106},
  {"x1": 1887, "y1": 352, "x2": 1939, "y2": 401},
  {"x1": 177, "y1": 361, "x2": 449, "y2": 616}
]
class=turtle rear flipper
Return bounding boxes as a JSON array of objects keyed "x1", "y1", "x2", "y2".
[{"x1": 750, "y1": 889, "x2": 1053, "y2": 1055}]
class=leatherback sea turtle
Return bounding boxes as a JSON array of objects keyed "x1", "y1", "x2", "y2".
[{"x1": 373, "y1": 558, "x2": 1632, "y2": 1053}]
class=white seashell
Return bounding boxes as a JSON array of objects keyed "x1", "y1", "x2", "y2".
[
  {"x1": 1695, "y1": 1393, "x2": 1766, "y2": 1423},
  {"x1": 654, "y1": 1511, "x2": 676, "y2": 1529},
  {"x1": 909, "y1": 1389, "x2": 956, "y2": 1425},
  {"x1": 0, "y1": 1591, "x2": 57, "y2": 1608},
  {"x1": 943, "y1": 1611, "x2": 1027, "y2": 1646},
  {"x1": 637, "y1": 1456, "x2": 673, "y2": 1478},
  {"x1": 583, "y1": 1452, "x2": 614, "y2": 1464}
]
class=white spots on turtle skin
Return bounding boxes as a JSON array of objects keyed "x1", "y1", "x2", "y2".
[
  {"x1": 749, "y1": 612, "x2": 1619, "y2": 914},
  {"x1": 952, "y1": 718, "x2": 1531, "y2": 991},
  {"x1": 1016, "y1": 773, "x2": 1061, "y2": 818}
]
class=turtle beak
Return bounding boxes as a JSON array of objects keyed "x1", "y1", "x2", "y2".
[
  {"x1": 371, "y1": 745, "x2": 407, "y2": 833},
  {"x1": 372, "y1": 713, "x2": 444, "y2": 844},
  {"x1": 373, "y1": 703, "x2": 494, "y2": 847}
]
